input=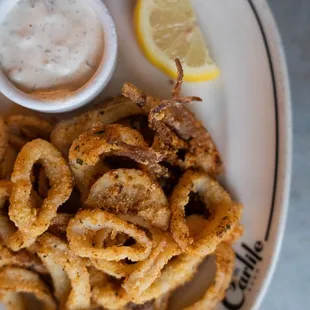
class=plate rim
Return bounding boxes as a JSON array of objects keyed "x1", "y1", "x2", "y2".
[
  {"x1": 0, "y1": 1, "x2": 292, "y2": 309},
  {"x1": 247, "y1": 1, "x2": 292, "y2": 309}
]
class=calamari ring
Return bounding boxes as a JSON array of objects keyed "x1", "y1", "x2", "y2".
[
  {"x1": 92, "y1": 215, "x2": 179, "y2": 287},
  {"x1": 90, "y1": 215, "x2": 152, "y2": 278},
  {"x1": 86, "y1": 169, "x2": 170, "y2": 231},
  {"x1": 6, "y1": 115, "x2": 53, "y2": 149},
  {"x1": 119, "y1": 214, "x2": 180, "y2": 296},
  {"x1": 69, "y1": 124, "x2": 163, "y2": 202},
  {"x1": 170, "y1": 170, "x2": 242, "y2": 256},
  {"x1": 122, "y1": 234, "x2": 180, "y2": 297},
  {"x1": 0, "y1": 266, "x2": 56, "y2": 310},
  {"x1": 67, "y1": 209, "x2": 152, "y2": 261},
  {"x1": 133, "y1": 253, "x2": 203, "y2": 304},
  {"x1": 184, "y1": 243, "x2": 235, "y2": 310},
  {"x1": 51, "y1": 96, "x2": 150, "y2": 156},
  {"x1": 38, "y1": 233, "x2": 91, "y2": 310},
  {"x1": 8, "y1": 139, "x2": 73, "y2": 250},
  {"x1": 0, "y1": 242, "x2": 47, "y2": 274}
]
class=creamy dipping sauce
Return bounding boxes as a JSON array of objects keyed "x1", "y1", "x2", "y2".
[{"x1": 0, "y1": 0, "x2": 104, "y2": 94}]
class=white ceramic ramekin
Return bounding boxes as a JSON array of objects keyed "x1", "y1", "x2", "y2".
[{"x1": 0, "y1": 0, "x2": 117, "y2": 113}]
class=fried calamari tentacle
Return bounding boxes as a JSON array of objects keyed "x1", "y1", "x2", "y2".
[
  {"x1": 149, "y1": 96, "x2": 221, "y2": 175},
  {"x1": 122, "y1": 83, "x2": 158, "y2": 111},
  {"x1": 148, "y1": 59, "x2": 202, "y2": 149},
  {"x1": 123, "y1": 60, "x2": 222, "y2": 175},
  {"x1": 171, "y1": 59, "x2": 202, "y2": 104},
  {"x1": 38, "y1": 233, "x2": 91, "y2": 310},
  {"x1": 6, "y1": 115, "x2": 53, "y2": 149},
  {"x1": 149, "y1": 100, "x2": 189, "y2": 150},
  {"x1": 0, "y1": 266, "x2": 56, "y2": 310},
  {"x1": 123, "y1": 81, "x2": 189, "y2": 152},
  {"x1": 8, "y1": 139, "x2": 73, "y2": 250},
  {"x1": 184, "y1": 243, "x2": 235, "y2": 310},
  {"x1": 69, "y1": 124, "x2": 163, "y2": 202},
  {"x1": 170, "y1": 170, "x2": 242, "y2": 256},
  {"x1": 67, "y1": 209, "x2": 152, "y2": 262},
  {"x1": 86, "y1": 169, "x2": 170, "y2": 231},
  {"x1": 51, "y1": 96, "x2": 150, "y2": 156}
]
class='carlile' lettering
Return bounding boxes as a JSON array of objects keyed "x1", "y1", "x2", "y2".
[{"x1": 222, "y1": 241, "x2": 264, "y2": 310}]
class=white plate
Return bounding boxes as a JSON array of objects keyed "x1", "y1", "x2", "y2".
[{"x1": 0, "y1": 0, "x2": 291, "y2": 309}]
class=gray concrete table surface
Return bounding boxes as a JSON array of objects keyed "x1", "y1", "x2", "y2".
[{"x1": 262, "y1": 0, "x2": 310, "y2": 309}]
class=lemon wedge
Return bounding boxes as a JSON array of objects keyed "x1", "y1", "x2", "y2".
[{"x1": 134, "y1": 0, "x2": 220, "y2": 82}]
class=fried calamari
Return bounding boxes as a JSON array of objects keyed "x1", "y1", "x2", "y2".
[
  {"x1": 86, "y1": 169, "x2": 170, "y2": 230},
  {"x1": 0, "y1": 59, "x2": 244, "y2": 310},
  {"x1": 170, "y1": 170, "x2": 242, "y2": 256},
  {"x1": 8, "y1": 139, "x2": 72, "y2": 250},
  {"x1": 67, "y1": 209, "x2": 152, "y2": 262},
  {"x1": 69, "y1": 124, "x2": 163, "y2": 202},
  {"x1": 51, "y1": 96, "x2": 150, "y2": 156}
]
